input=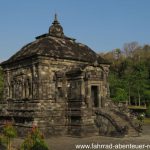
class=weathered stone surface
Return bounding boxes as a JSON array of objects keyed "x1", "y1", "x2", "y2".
[{"x1": 0, "y1": 15, "x2": 139, "y2": 137}]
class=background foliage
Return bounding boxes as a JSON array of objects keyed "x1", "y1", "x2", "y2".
[{"x1": 100, "y1": 42, "x2": 150, "y2": 106}]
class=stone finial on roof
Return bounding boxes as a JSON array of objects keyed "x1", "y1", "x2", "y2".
[
  {"x1": 49, "y1": 14, "x2": 64, "y2": 38},
  {"x1": 54, "y1": 13, "x2": 58, "y2": 22}
]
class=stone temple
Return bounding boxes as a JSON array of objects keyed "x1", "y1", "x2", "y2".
[{"x1": 0, "y1": 15, "x2": 140, "y2": 137}]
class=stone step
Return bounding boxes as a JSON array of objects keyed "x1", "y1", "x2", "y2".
[{"x1": 106, "y1": 111, "x2": 139, "y2": 137}]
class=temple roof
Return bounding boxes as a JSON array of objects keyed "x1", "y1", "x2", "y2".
[{"x1": 1, "y1": 15, "x2": 109, "y2": 65}]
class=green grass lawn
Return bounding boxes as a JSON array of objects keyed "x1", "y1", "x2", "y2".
[
  {"x1": 144, "y1": 118, "x2": 150, "y2": 125},
  {"x1": 128, "y1": 105, "x2": 147, "y2": 110}
]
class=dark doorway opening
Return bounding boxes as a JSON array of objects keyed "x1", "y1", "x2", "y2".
[
  {"x1": 70, "y1": 116, "x2": 81, "y2": 125},
  {"x1": 91, "y1": 86, "x2": 99, "y2": 107}
]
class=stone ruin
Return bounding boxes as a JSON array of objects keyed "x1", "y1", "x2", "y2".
[{"x1": 0, "y1": 14, "x2": 140, "y2": 137}]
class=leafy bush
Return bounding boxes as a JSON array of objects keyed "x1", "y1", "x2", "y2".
[
  {"x1": 1, "y1": 122, "x2": 17, "y2": 150},
  {"x1": 3, "y1": 122, "x2": 17, "y2": 138},
  {"x1": 21, "y1": 125, "x2": 48, "y2": 150},
  {"x1": 31, "y1": 141, "x2": 49, "y2": 150}
]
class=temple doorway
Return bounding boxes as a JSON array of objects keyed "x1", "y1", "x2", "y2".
[{"x1": 91, "y1": 86, "x2": 99, "y2": 107}]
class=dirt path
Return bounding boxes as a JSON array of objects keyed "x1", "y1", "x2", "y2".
[
  {"x1": 45, "y1": 133, "x2": 150, "y2": 150},
  {"x1": 12, "y1": 125, "x2": 150, "y2": 150}
]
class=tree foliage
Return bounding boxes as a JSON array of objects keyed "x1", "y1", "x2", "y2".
[
  {"x1": 21, "y1": 125, "x2": 48, "y2": 150},
  {"x1": 0, "y1": 122, "x2": 17, "y2": 150},
  {"x1": 101, "y1": 42, "x2": 150, "y2": 105}
]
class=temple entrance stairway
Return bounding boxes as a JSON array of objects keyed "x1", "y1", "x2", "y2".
[{"x1": 95, "y1": 108, "x2": 141, "y2": 137}]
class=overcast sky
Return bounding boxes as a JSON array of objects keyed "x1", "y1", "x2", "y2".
[{"x1": 0, "y1": 0, "x2": 150, "y2": 61}]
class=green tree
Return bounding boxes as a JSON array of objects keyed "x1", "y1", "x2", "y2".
[
  {"x1": 21, "y1": 125, "x2": 48, "y2": 150},
  {"x1": 132, "y1": 62, "x2": 149, "y2": 105},
  {"x1": 123, "y1": 60, "x2": 134, "y2": 104},
  {"x1": 104, "y1": 43, "x2": 150, "y2": 106},
  {"x1": 123, "y1": 41, "x2": 139, "y2": 57},
  {"x1": 113, "y1": 88, "x2": 128, "y2": 103},
  {"x1": 3, "y1": 122, "x2": 17, "y2": 150}
]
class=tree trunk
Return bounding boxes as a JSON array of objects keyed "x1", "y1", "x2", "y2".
[
  {"x1": 138, "y1": 88, "x2": 141, "y2": 106},
  {"x1": 135, "y1": 99, "x2": 137, "y2": 106},
  {"x1": 128, "y1": 86, "x2": 131, "y2": 105}
]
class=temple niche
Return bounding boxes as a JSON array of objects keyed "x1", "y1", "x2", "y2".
[{"x1": 0, "y1": 14, "x2": 140, "y2": 137}]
